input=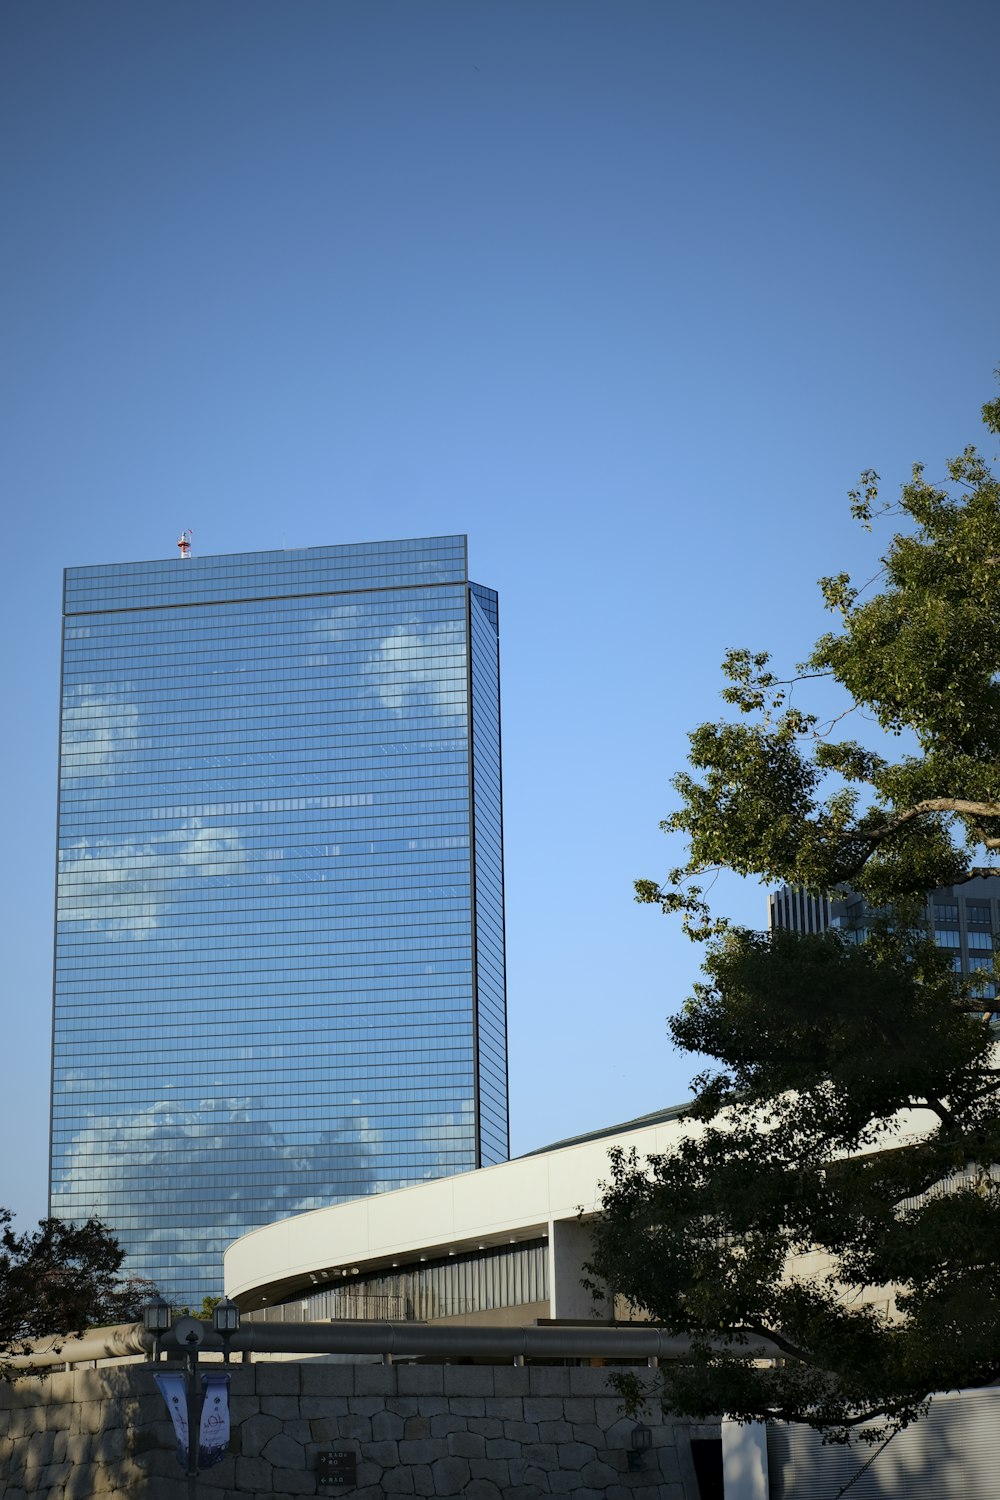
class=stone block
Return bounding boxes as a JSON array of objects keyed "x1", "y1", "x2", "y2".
[
  {"x1": 300, "y1": 1364, "x2": 355, "y2": 1397},
  {"x1": 528, "y1": 1366, "x2": 571, "y2": 1397},
  {"x1": 372, "y1": 1408, "x2": 405, "y2": 1440},
  {"x1": 136, "y1": 1392, "x2": 172, "y2": 1425},
  {"x1": 538, "y1": 1418, "x2": 575, "y2": 1444},
  {"x1": 581, "y1": 1458, "x2": 620, "y2": 1486},
  {"x1": 38, "y1": 1460, "x2": 73, "y2": 1490},
  {"x1": 655, "y1": 1445, "x2": 682, "y2": 1481},
  {"x1": 354, "y1": 1365, "x2": 396, "y2": 1396},
  {"x1": 145, "y1": 1477, "x2": 192, "y2": 1500},
  {"x1": 503, "y1": 1420, "x2": 539, "y2": 1443},
  {"x1": 505, "y1": 1486, "x2": 546, "y2": 1500},
  {"x1": 449, "y1": 1396, "x2": 486, "y2": 1416},
  {"x1": 338, "y1": 1413, "x2": 373, "y2": 1441},
  {"x1": 445, "y1": 1365, "x2": 494, "y2": 1396},
  {"x1": 594, "y1": 1397, "x2": 628, "y2": 1430},
  {"x1": 239, "y1": 1412, "x2": 282, "y2": 1456},
  {"x1": 73, "y1": 1368, "x2": 110, "y2": 1403},
  {"x1": 255, "y1": 1362, "x2": 301, "y2": 1395},
  {"x1": 261, "y1": 1395, "x2": 302, "y2": 1419},
  {"x1": 261, "y1": 1431, "x2": 306, "y2": 1469},
  {"x1": 309, "y1": 1415, "x2": 339, "y2": 1441},
  {"x1": 300, "y1": 1394, "x2": 342, "y2": 1419},
  {"x1": 605, "y1": 1416, "x2": 637, "y2": 1449},
  {"x1": 46, "y1": 1370, "x2": 76, "y2": 1403},
  {"x1": 467, "y1": 1416, "x2": 503, "y2": 1438},
  {"x1": 447, "y1": 1429, "x2": 486, "y2": 1458},
  {"x1": 5, "y1": 1406, "x2": 35, "y2": 1441},
  {"x1": 523, "y1": 1397, "x2": 564, "y2": 1423},
  {"x1": 92, "y1": 1426, "x2": 126, "y2": 1462},
  {"x1": 481, "y1": 1396, "x2": 523, "y2": 1420},
  {"x1": 564, "y1": 1397, "x2": 596, "y2": 1423},
  {"x1": 285, "y1": 1418, "x2": 315, "y2": 1446},
  {"x1": 236, "y1": 1453, "x2": 273, "y2": 1491},
  {"x1": 348, "y1": 1397, "x2": 384, "y2": 1416},
  {"x1": 404, "y1": 1415, "x2": 432, "y2": 1440},
  {"x1": 470, "y1": 1457, "x2": 513, "y2": 1483},
  {"x1": 431, "y1": 1454, "x2": 471, "y2": 1494},
  {"x1": 79, "y1": 1399, "x2": 109, "y2": 1435},
  {"x1": 430, "y1": 1413, "x2": 468, "y2": 1437},
  {"x1": 367, "y1": 1438, "x2": 400, "y2": 1466},
  {"x1": 399, "y1": 1438, "x2": 448, "y2": 1464},
  {"x1": 273, "y1": 1469, "x2": 316, "y2": 1494},
  {"x1": 226, "y1": 1365, "x2": 257, "y2": 1398},
  {"x1": 484, "y1": 1438, "x2": 521, "y2": 1459},
  {"x1": 397, "y1": 1364, "x2": 445, "y2": 1396},
  {"x1": 382, "y1": 1466, "x2": 416, "y2": 1494},
  {"x1": 557, "y1": 1440, "x2": 598, "y2": 1469},
  {"x1": 412, "y1": 1462, "x2": 436, "y2": 1496},
  {"x1": 522, "y1": 1441, "x2": 559, "y2": 1470},
  {"x1": 571, "y1": 1422, "x2": 605, "y2": 1448},
  {"x1": 567, "y1": 1368, "x2": 616, "y2": 1395},
  {"x1": 385, "y1": 1397, "x2": 421, "y2": 1417},
  {"x1": 549, "y1": 1473, "x2": 584, "y2": 1493},
  {"x1": 465, "y1": 1480, "x2": 503, "y2": 1500},
  {"x1": 197, "y1": 1454, "x2": 237, "y2": 1489},
  {"x1": 44, "y1": 1397, "x2": 75, "y2": 1429},
  {"x1": 63, "y1": 1466, "x2": 98, "y2": 1500},
  {"x1": 492, "y1": 1366, "x2": 530, "y2": 1397},
  {"x1": 25, "y1": 1428, "x2": 57, "y2": 1466}
]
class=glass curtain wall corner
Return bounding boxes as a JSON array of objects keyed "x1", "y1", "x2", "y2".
[{"x1": 50, "y1": 536, "x2": 508, "y2": 1302}]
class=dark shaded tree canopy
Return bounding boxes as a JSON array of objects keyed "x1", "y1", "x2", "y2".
[
  {"x1": 589, "y1": 381, "x2": 1000, "y2": 1439},
  {"x1": 0, "y1": 1210, "x2": 156, "y2": 1380}
]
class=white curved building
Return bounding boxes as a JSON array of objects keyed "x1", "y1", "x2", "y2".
[{"x1": 224, "y1": 1104, "x2": 691, "y2": 1326}]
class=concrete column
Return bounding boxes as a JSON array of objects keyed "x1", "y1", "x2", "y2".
[
  {"x1": 549, "y1": 1218, "x2": 609, "y2": 1320},
  {"x1": 722, "y1": 1419, "x2": 768, "y2": 1500}
]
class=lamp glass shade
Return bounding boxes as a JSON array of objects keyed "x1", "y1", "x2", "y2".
[
  {"x1": 212, "y1": 1296, "x2": 241, "y2": 1333},
  {"x1": 142, "y1": 1296, "x2": 172, "y2": 1334}
]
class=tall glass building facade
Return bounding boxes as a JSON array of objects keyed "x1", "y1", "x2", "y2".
[{"x1": 50, "y1": 536, "x2": 507, "y2": 1302}]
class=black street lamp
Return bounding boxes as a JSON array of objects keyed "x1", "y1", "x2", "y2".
[
  {"x1": 212, "y1": 1297, "x2": 240, "y2": 1363},
  {"x1": 141, "y1": 1295, "x2": 172, "y2": 1359},
  {"x1": 142, "y1": 1295, "x2": 241, "y2": 1488}
]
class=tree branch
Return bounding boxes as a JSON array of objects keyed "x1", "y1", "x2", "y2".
[{"x1": 844, "y1": 799, "x2": 1000, "y2": 849}]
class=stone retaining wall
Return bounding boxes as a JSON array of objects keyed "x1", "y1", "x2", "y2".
[{"x1": 0, "y1": 1360, "x2": 712, "y2": 1498}]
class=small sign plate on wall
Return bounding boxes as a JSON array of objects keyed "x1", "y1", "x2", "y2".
[{"x1": 318, "y1": 1449, "x2": 357, "y2": 1489}]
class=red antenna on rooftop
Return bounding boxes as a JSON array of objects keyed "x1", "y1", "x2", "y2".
[{"x1": 177, "y1": 529, "x2": 193, "y2": 559}]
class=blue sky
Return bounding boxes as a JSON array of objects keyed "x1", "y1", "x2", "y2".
[{"x1": 2, "y1": 0, "x2": 999, "y2": 1232}]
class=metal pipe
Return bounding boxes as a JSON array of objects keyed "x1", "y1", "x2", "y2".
[
  {"x1": 8, "y1": 1323, "x2": 149, "y2": 1370},
  {"x1": 12, "y1": 1318, "x2": 784, "y2": 1369}
]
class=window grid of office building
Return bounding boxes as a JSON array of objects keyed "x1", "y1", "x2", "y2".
[
  {"x1": 770, "y1": 879, "x2": 998, "y2": 1004},
  {"x1": 50, "y1": 536, "x2": 507, "y2": 1301}
]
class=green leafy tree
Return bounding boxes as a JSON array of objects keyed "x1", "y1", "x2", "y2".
[
  {"x1": 588, "y1": 382, "x2": 1000, "y2": 1439},
  {"x1": 0, "y1": 1209, "x2": 157, "y2": 1381}
]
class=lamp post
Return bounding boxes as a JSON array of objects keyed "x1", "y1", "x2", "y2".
[
  {"x1": 143, "y1": 1296, "x2": 241, "y2": 1492},
  {"x1": 141, "y1": 1295, "x2": 172, "y2": 1359},
  {"x1": 212, "y1": 1296, "x2": 240, "y2": 1360}
]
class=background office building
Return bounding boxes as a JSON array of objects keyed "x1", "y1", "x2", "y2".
[
  {"x1": 769, "y1": 880, "x2": 997, "y2": 1006},
  {"x1": 50, "y1": 536, "x2": 507, "y2": 1302}
]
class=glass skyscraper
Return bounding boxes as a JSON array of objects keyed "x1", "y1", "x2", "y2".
[{"x1": 50, "y1": 536, "x2": 507, "y2": 1302}]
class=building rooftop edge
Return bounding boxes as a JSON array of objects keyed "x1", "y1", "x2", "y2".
[
  {"x1": 63, "y1": 532, "x2": 470, "y2": 577},
  {"x1": 516, "y1": 1100, "x2": 693, "y2": 1158}
]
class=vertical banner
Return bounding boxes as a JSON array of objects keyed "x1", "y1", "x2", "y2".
[
  {"x1": 199, "y1": 1372, "x2": 232, "y2": 1467},
  {"x1": 154, "y1": 1372, "x2": 189, "y2": 1467}
]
